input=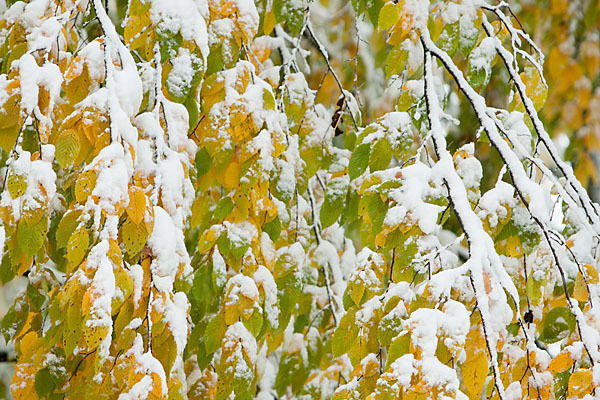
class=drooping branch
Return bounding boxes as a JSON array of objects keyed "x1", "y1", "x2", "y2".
[
  {"x1": 422, "y1": 41, "x2": 509, "y2": 399},
  {"x1": 421, "y1": 28, "x2": 600, "y2": 366},
  {"x1": 479, "y1": 11, "x2": 600, "y2": 234}
]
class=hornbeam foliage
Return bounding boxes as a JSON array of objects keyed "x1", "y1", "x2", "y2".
[{"x1": 0, "y1": 0, "x2": 599, "y2": 399}]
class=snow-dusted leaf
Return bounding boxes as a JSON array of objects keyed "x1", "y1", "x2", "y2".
[
  {"x1": 349, "y1": 143, "x2": 370, "y2": 180},
  {"x1": 55, "y1": 130, "x2": 80, "y2": 168}
]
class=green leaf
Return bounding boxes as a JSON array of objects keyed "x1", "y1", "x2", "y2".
[
  {"x1": 554, "y1": 369, "x2": 571, "y2": 400},
  {"x1": 467, "y1": 63, "x2": 487, "y2": 89},
  {"x1": 263, "y1": 216, "x2": 281, "y2": 241},
  {"x1": 21, "y1": 128, "x2": 40, "y2": 153},
  {"x1": 35, "y1": 368, "x2": 56, "y2": 398},
  {"x1": 195, "y1": 147, "x2": 212, "y2": 177},
  {"x1": 205, "y1": 313, "x2": 226, "y2": 354},
  {"x1": 537, "y1": 307, "x2": 576, "y2": 344},
  {"x1": 1, "y1": 297, "x2": 27, "y2": 345},
  {"x1": 397, "y1": 89, "x2": 415, "y2": 112},
  {"x1": 275, "y1": 268, "x2": 302, "y2": 334},
  {"x1": 214, "y1": 197, "x2": 234, "y2": 220},
  {"x1": 366, "y1": 0, "x2": 385, "y2": 26},
  {"x1": 159, "y1": 33, "x2": 183, "y2": 61},
  {"x1": 27, "y1": 283, "x2": 46, "y2": 310},
  {"x1": 369, "y1": 137, "x2": 393, "y2": 172},
  {"x1": 331, "y1": 309, "x2": 358, "y2": 357},
  {"x1": 17, "y1": 218, "x2": 47, "y2": 258},
  {"x1": 385, "y1": 46, "x2": 408, "y2": 78},
  {"x1": 526, "y1": 274, "x2": 543, "y2": 305},
  {"x1": 385, "y1": 332, "x2": 410, "y2": 369},
  {"x1": 274, "y1": 0, "x2": 305, "y2": 36},
  {"x1": 230, "y1": 238, "x2": 250, "y2": 260},
  {"x1": 348, "y1": 143, "x2": 370, "y2": 180},
  {"x1": 367, "y1": 193, "x2": 388, "y2": 233},
  {"x1": 243, "y1": 308, "x2": 263, "y2": 338},
  {"x1": 459, "y1": 20, "x2": 479, "y2": 55},
  {"x1": 467, "y1": 44, "x2": 491, "y2": 89},
  {"x1": 275, "y1": 351, "x2": 306, "y2": 396},
  {"x1": 0, "y1": 253, "x2": 15, "y2": 285},
  {"x1": 438, "y1": 21, "x2": 460, "y2": 56},
  {"x1": 320, "y1": 195, "x2": 343, "y2": 229},
  {"x1": 206, "y1": 45, "x2": 224, "y2": 76},
  {"x1": 320, "y1": 178, "x2": 348, "y2": 229},
  {"x1": 233, "y1": 356, "x2": 254, "y2": 396},
  {"x1": 263, "y1": 88, "x2": 276, "y2": 110},
  {"x1": 378, "y1": 312, "x2": 403, "y2": 347},
  {"x1": 184, "y1": 95, "x2": 199, "y2": 131},
  {"x1": 56, "y1": 210, "x2": 82, "y2": 249}
]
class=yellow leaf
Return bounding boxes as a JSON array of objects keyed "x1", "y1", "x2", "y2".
[
  {"x1": 568, "y1": 368, "x2": 593, "y2": 397},
  {"x1": 404, "y1": 388, "x2": 429, "y2": 400},
  {"x1": 112, "y1": 268, "x2": 134, "y2": 314},
  {"x1": 16, "y1": 253, "x2": 33, "y2": 277},
  {"x1": 374, "y1": 230, "x2": 387, "y2": 247},
  {"x1": 378, "y1": 2, "x2": 400, "y2": 31},
  {"x1": 124, "y1": 13, "x2": 151, "y2": 50},
  {"x1": 21, "y1": 202, "x2": 45, "y2": 227},
  {"x1": 573, "y1": 271, "x2": 589, "y2": 302},
  {"x1": 583, "y1": 263, "x2": 599, "y2": 284},
  {"x1": 548, "y1": 350, "x2": 573, "y2": 373},
  {"x1": 220, "y1": 157, "x2": 240, "y2": 189},
  {"x1": 198, "y1": 227, "x2": 219, "y2": 253},
  {"x1": 19, "y1": 331, "x2": 41, "y2": 358},
  {"x1": 0, "y1": 124, "x2": 21, "y2": 154},
  {"x1": 6, "y1": 168, "x2": 27, "y2": 198},
  {"x1": 55, "y1": 129, "x2": 81, "y2": 168},
  {"x1": 462, "y1": 328, "x2": 489, "y2": 399},
  {"x1": 349, "y1": 279, "x2": 366, "y2": 306},
  {"x1": 10, "y1": 363, "x2": 37, "y2": 400},
  {"x1": 522, "y1": 66, "x2": 548, "y2": 111},
  {"x1": 108, "y1": 239, "x2": 124, "y2": 266},
  {"x1": 82, "y1": 322, "x2": 110, "y2": 351},
  {"x1": 505, "y1": 235, "x2": 523, "y2": 258},
  {"x1": 143, "y1": 30, "x2": 156, "y2": 61},
  {"x1": 229, "y1": 112, "x2": 252, "y2": 142},
  {"x1": 263, "y1": 9, "x2": 276, "y2": 36},
  {"x1": 224, "y1": 301, "x2": 239, "y2": 325},
  {"x1": 550, "y1": 0, "x2": 569, "y2": 14},
  {"x1": 387, "y1": 5, "x2": 416, "y2": 46},
  {"x1": 150, "y1": 371, "x2": 164, "y2": 398},
  {"x1": 0, "y1": 92, "x2": 22, "y2": 152},
  {"x1": 126, "y1": 186, "x2": 147, "y2": 225},
  {"x1": 75, "y1": 170, "x2": 97, "y2": 203},
  {"x1": 65, "y1": 63, "x2": 92, "y2": 104},
  {"x1": 120, "y1": 218, "x2": 148, "y2": 256},
  {"x1": 66, "y1": 227, "x2": 89, "y2": 266},
  {"x1": 0, "y1": 91, "x2": 21, "y2": 129},
  {"x1": 65, "y1": 298, "x2": 83, "y2": 355}
]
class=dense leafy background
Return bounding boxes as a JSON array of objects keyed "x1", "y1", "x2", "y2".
[{"x1": 0, "y1": 0, "x2": 599, "y2": 399}]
